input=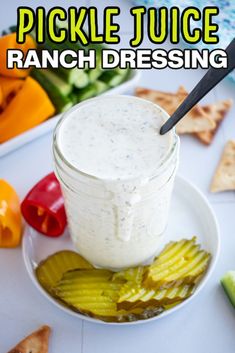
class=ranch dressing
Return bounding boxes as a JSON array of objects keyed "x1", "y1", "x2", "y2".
[{"x1": 54, "y1": 96, "x2": 179, "y2": 269}]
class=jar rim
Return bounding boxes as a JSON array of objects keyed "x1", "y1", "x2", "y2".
[{"x1": 53, "y1": 95, "x2": 179, "y2": 183}]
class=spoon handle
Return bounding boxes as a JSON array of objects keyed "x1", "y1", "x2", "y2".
[{"x1": 160, "y1": 38, "x2": 235, "y2": 135}]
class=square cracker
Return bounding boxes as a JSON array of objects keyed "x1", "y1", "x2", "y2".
[
  {"x1": 177, "y1": 86, "x2": 233, "y2": 144},
  {"x1": 7, "y1": 325, "x2": 51, "y2": 353},
  {"x1": 210, "y1": 140, "x2": 235, "y2": 192},
  {"x1": 135, "y1": 87, "x2": 215, "y2": 134}
]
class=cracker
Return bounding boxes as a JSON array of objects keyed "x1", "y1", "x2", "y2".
[
  {"x1": 135, "y1": 87, "x2": 215, "y2": 134},
  {"x1": 176, "y1": 87, "x2": 233, "y2": 144},
  {"x1": 7, "y1": 325, "x2": 51, "y2": 353},
  {"x1": 176, "y1": 86, "x2": 188, "y2": 96},
  {"x1": 195, "y1": 100, "x2": 233, "y2": 145},
  {"x1": 210, "y1": 140, "x2": 235, "y2": 192}
]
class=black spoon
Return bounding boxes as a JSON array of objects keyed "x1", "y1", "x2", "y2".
[{"x1": 160, "y1": 38, "x2": 235, "y2": 135}]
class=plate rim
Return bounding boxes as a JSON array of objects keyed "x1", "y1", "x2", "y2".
[{"x1": 22, "y1": 174, "x2": 220, "y2": 325}]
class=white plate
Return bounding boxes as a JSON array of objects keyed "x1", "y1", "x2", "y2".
[
  {"x1": 22, "y1": 175, "x2": 220, "y2": 325},
  {"x1": 0, "y1": 70, "x2": 141, "y2": 158}
]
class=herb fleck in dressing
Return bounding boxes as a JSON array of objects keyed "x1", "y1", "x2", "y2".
[
  {"x1": 55, "y1": 96, "x2": 178, "y2": 269},
  {"x1": 59, "y1": 97, "x2": 172, "y2": 179}
]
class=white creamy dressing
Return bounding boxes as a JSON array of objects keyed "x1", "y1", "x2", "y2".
[
  {"x1": 58, "y1": 97, "x2": 172, "y2": 179},
  {"x1": 56, "y1": 96, "x2": 178, "y2": 269}
]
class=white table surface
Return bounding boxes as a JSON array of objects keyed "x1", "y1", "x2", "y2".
[{"x1": 1, "y1": 1, "x2": 235, "y2": 352}]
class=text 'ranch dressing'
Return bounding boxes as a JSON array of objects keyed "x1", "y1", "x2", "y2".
[{"x1": 54, "y1": 96, "x2": 179, "y2": 269}]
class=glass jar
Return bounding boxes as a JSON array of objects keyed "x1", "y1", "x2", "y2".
[{"x1": 53, "y1": 96, "x2": 179, "y2": 270}]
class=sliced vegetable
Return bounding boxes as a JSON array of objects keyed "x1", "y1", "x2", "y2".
[
  {"x1": 100, "y1": 68, "x2": 129, "y2": 87},
  {"x1": 56, "y1": 63, "x2": 89, "y2": 89},
  {"x1": 117, "y1": 282, "x2": 194, "y2": 310},
  {"x1": 74, "y1": 84, "x2": 96, "y2": 103},
  {"x1": 88, "y1": 67, "x2": 103, "y2": 83},
  {"x1": 221, "y1": 271, "x2": 235, "y2": 308},
  {"x1": 42, "y1": 69, "x2": 72, "y2": 96},
  {"x1": 144, "y1": 237, "x2": 211, "y2": 289},
  {"x1": 73, "y1": 70, "x2": 90, "y2": 89},
  {"x1": 62, "y1": 83, "x2": 106, "y2": 105},
  {"x1": 34, "y1": 236, "x2": 210, "y2": 322},
  {"x1": 53, "y1": 268, "x2": 164, "y2": 322},
  {"x1": 21, "y1": 172, "x2": 66, "y2": 237},
  {"x1": 112, "y1": 267, "x2": 144, "y2": 283},
  {"x1": 0, "y1": 33, "x2": 36, "y2": 78},
  {"x1": 88, "y1": 52, "x2": 103, "y2": 83},
  {"x1": 56, "y1": 67, "x2": 79, "y2": 84},
  {"x1": 68, "y1": 92, "x2": 78, "y2": 105},
  {"x1": 0, "y1": 76, "x2": 55, "y2": 142},
  {"x1": 114, "y1": 266, "x2": 194, "y2": 310},
  {"x1": 0, "y1": 179, "x2": 22, "y2": 247},
  {"x1": 53, "y1": 269, "x2": 143, "y2": 322},
  {"x1": 94, "y1": 80, "x2": 109, "y2": 95},
  {"x1": 57, "y1": 67, "x2": 88, "y2": 87},
  {"x1": 31, "y1": 68, "x2": 73, "y2": 113},
  {"x1": 36, "y1": 250, "x2": 93, "y2": 293},
  {"x1": 0, "y1": 76, "x2": 24, "y2": 109}
]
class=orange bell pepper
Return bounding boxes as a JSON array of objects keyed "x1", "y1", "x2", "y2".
[
  {"x1": 0, "y1": 179, "x2": 22, "y2": 247},
  {"x1": 0, "y1": 85, "x2": 3, "y2": 107},
  {"x1": 0, "y1": 33, "x2": 36, "y2": 78},
  {"x1": 0, "y1": 76, "x2": 55, "y2": 143},
  {"x1": 0, "y1": 76, "x2": 24, "y2": 109}
]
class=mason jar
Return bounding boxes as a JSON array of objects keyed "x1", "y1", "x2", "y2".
[{"x1": 53, "y1": 96, "x2": 179, "y2": 270}]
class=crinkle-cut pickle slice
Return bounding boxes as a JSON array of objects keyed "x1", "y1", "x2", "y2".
[
  {"x1": 144, "y1": 237, "x2": 211, "y2": 289},
  {"x1": 34, "y1": 237, "x2": 211, "y2": 322},
  {"x1": 36, "y1": 250, "x2": 93, "y2": 292},
  {"x1": 53, "y1": 269, "x2": 123, "y2": 313},
  {"x1": 53, "y1": 269, "x2": 164, "y2": 322},
  {"x1": 112, "y1": 267, "x2": 144, "y2": 284},
  {"x1": 117, "y1": 282, "x2": 195, "y2": 310}
]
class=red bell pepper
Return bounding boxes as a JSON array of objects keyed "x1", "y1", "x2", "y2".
[{"x1": 21, "y1": 172, "x2": 67, "y2": 237}]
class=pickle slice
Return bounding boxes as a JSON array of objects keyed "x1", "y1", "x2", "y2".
[
  {"x1": 53, "y1": 269, "x2": 164, "y2": 322},
  {"x1": 36, "y1": 250, "x2": 93, "y2": 292},
  {"x1": 35, "y1": 237, "x2": 211, "y2": 322},
  {"x1": 164, "y1": 301, "x2": 182, "y2": 310},
  {"x1": 112, "y1": 267, "x2": 144, "y2": 284},
  {"x1": 144, "y1": 237, "x2": 211, "y2": 289},
  {"x1": 91, "y1": 305, "x2": 164, "y2": 323},
  {"x1": 117, "y1": 283, "x2": 195, "y2": 310},
  {"x1": 53, "y1": 269, "x2": 122, "y2": 317}
]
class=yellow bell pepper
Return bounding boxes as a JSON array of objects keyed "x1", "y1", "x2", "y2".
[{"x1": 0, "y1": 179, "x2": 22, "y2": 247}]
